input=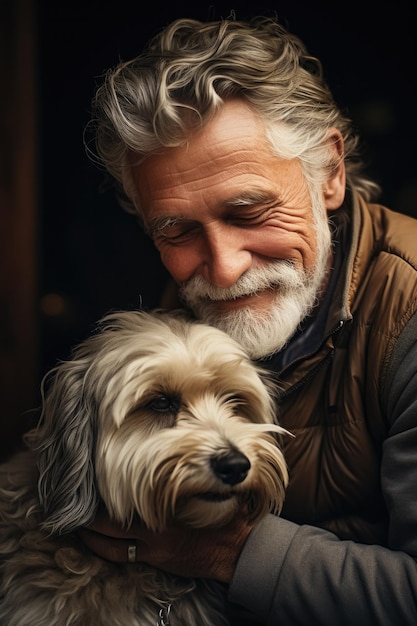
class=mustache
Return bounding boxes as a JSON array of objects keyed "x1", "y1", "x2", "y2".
[{"x1": 180, "y1": 260, "x2": 306, "y2": 303}]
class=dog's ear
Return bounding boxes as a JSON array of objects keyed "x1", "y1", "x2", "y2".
[{"x1": 27, "y1": 355, "x2": 100, "y2": 535}]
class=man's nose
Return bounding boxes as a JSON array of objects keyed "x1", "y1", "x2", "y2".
[{"x1": 202, "y1": 226, "x2": 252, "y2": 288}]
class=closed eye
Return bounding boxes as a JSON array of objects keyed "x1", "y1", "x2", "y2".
[
  {"x1": 151, "y1": 218, "x2": 201, "y2": 246},
  {"x1": 229, "y1": 208, "x2": 273, "y2": 227}
]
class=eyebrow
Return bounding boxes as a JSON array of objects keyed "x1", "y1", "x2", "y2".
[
  {"x1": 224, "y1": 190, "x2": 280, "y2": 208},
  {"x1": 146, "y1": 215, "x2": 187, "y2": 235}
]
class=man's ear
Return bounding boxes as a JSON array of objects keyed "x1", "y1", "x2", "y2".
[{"x1": 323, "y1": 129, "x2": 346, "y2": 210}]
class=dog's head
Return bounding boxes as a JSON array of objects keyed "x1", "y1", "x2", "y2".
[{"x1": 29, "y1": 309, "x2": 289, "y2": 534}]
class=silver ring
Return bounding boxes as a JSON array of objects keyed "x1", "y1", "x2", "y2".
[{"x1": 127, "y1": 543, "x2": 137, "y2": 563}]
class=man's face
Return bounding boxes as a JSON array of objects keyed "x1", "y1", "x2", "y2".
[{"x1": 131, "y1": 99, "x2": 333, "y2": 358}]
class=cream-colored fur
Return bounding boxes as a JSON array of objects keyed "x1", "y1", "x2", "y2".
[{"x1": 0, "y1": 309, "x2": 288, "y2": 625}]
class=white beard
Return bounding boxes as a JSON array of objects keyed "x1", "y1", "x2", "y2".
[{"x1": 180, "y1": 198, "x2": 332, "y2": 360}]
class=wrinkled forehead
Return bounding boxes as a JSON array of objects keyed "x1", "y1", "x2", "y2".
[{"x1": 123, "y1": 99, "x2": 272, "y2": 217}]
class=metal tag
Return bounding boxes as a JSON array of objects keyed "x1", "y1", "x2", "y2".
[{"x1": 157, "y1": 603, "x2": 172, "y2": 626}]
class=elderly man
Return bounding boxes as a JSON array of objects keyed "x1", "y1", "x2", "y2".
[{"x1": 81, "y1": 16, "x2": 417, "y2": 625}]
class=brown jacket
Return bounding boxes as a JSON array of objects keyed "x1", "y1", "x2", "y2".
[{"x1": 277, "y1": 193, "x2": 417, "y2": 543}]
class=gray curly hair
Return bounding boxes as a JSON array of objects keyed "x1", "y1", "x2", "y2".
[{"x1": 91, "y1": 16, "x2": 380, "y2": 216}]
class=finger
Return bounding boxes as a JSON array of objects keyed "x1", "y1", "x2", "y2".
[{"x1": 78, "y1": 527, "x2": 138, "y2": 562}]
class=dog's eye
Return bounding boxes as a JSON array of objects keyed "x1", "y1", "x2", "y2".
[
  {"x1": 226, "y1": 395, "x2": 245, "y2": 410},
  {"x1": 147, "y1": 395, "x2": 180, "y2": 414}
]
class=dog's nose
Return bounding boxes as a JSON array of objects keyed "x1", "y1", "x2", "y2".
[{"x1": 211, "y1": 450, "x2": 251, "y2": 485}]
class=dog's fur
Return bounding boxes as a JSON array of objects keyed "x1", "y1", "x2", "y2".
[{"x1": 0, "y1": 309, "x2": 288, "y2": 626}]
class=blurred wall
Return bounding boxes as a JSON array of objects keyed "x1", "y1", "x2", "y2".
[{"x1": 0, "y1": 0, "x2": 38, "y2": 459}]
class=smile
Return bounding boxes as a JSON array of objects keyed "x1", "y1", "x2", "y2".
[{"x1": 210, "y1": 288, "x2": 277, "y2": 311}]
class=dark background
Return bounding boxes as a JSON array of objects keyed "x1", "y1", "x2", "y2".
[{"x1": 37, "y1": 0, "x2": 417, "y2": 377}]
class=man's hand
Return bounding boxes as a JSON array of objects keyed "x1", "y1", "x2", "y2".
[{"x1": 78, "y1": 509, "x2": 254, "y2": 583}]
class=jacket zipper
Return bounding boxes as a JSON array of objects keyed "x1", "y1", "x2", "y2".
[{"x1": 279, "y1": 319, "x2": 345, "y2": 398}]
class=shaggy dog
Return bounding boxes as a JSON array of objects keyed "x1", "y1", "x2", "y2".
[{"x1": 0, "y1": 309, "x2": 288, "y2": 626}]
